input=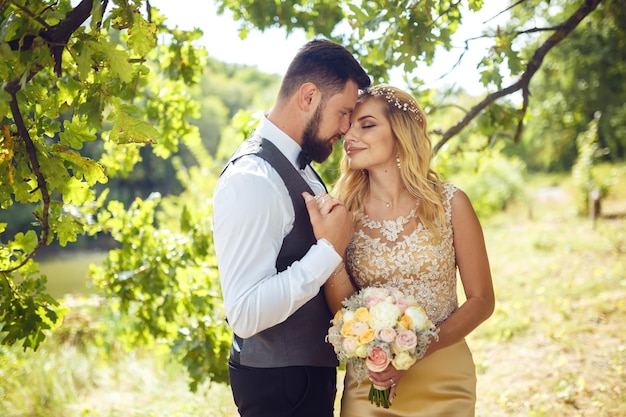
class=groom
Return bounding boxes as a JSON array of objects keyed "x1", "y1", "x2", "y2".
[{"x1": 212, "y1": 38, "x2": 370, "y2": 417}]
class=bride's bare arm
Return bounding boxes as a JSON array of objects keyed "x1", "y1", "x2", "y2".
[
  {"x1": 305, "y1": 191, "x2": 358, "y2": 313},
  {"x1": 323, "y1": 263, "x2": 356, "y2": 313},
  {"x1": 427, "y1": 189, "x2": 495, "y2": 355}
]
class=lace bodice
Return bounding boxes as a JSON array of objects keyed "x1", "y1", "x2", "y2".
[{"x1": 346, "y1": 183, "x2": 458, "y2": 325}]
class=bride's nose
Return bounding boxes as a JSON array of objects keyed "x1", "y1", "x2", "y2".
[{"x1": 344, "y1": 124, "x2": 357, "y2": 142}]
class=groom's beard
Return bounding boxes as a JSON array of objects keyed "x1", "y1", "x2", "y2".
[{"x1": 301, "y1": 105, "x2": 337, "y2": 164}]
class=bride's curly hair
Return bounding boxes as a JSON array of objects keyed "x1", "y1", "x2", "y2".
[{"x1": 333, "y1": 85, "x2": 446, "y2": 236}]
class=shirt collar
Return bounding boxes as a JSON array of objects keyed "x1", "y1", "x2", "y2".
[{"x1": 255, "y1": 116, "x2": 302, "y2": 170}]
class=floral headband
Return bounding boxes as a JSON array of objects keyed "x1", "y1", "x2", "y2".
[{"x1": 364, "y1": 87, "x2": 423, "y2": 123}]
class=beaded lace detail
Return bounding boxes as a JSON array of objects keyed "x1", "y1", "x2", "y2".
[
  {"x1": 360, "y1": 208, "x2": 416, "y2": 242},
  {"x1": 346, "y1": 183, "x2": 459, "y2": 325}
]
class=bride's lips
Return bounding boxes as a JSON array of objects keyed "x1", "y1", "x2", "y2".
[{"x1": 345, "y1": 146, "x2": 366, "y2": 156}]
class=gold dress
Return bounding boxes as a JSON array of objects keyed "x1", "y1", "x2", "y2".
[{"x1": 340, "y1": 183, "x2": 476, "y2": 417}]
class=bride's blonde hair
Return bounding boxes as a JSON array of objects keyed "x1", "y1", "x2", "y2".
[{"x1": 333, "y1": 85, "x2": 446, "y2": 235}]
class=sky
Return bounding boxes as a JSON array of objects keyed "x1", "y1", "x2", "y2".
[
  {"x1": 150, "y1": 1, "x2": 308, "y2": 75},
  {"x1": 149, "y1": 1, "x2": 508, "y2": 94}
]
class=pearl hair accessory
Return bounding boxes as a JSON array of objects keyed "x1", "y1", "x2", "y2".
[{"x1": 366, "y1": 87, "x2": 423, "y2": 123}]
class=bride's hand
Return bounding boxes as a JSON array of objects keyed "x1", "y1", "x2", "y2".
[
  {"x1": 314, "y1": 192, "x2": 344, "y2": 216},
  {"x1": 369, "y1": 367, "x2": 407, "y2": 403}
]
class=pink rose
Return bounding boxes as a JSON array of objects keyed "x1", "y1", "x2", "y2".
[
  {"x1": 327, "y1": 326, "x2": 342, "y2": 351},
  {"x1": 389, "y1": 289, "x2": 417, "y2": 314},
  {"x1": 351, "y1": 321, "x2": 369, "y2": 336},
  {"x1": 342, "y1": 337, "x2": 358, "y2": 356},
  {"x1": 362, "y1": 287, "x2": 390, "y2": 308},
  {"x1": 388, "y1": 287, "x2": 403, "y2": 302},
  {"x1": 393, "y1": 330, "x2": 418, "y2": 352},
  {"x1": 365, "y1": 346, "x2": 391, "y2": 372},
  {"x1": 376, "y1": 327, "x2": 397, "y2": 343}
]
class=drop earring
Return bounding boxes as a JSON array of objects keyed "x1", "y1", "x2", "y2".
[{"x1": 396, "y1": 153, "x2": 401, "y2": 169}]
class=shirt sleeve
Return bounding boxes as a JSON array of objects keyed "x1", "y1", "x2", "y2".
[{"x1": 212, "y1": 155, "x2": 341, "y2": 339}]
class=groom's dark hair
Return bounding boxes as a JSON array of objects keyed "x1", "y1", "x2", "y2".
[{"x1": 278, "y1": 38, "x2": 370, "y2": 102}]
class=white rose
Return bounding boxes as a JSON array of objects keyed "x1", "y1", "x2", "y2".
[
  {"x1": 404, "y1": 305, "x2": 432, "y2": 331},
  {"x1": 368, "y1": 300, "x2": 401, "y2": 330},
  {"x1": 343, "y1": 310, "x2": 355, "y2": 323}
]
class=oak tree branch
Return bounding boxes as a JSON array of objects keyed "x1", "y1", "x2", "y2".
[{"x1": 433, "y1": 0, "x2": 604, "y2": 153}]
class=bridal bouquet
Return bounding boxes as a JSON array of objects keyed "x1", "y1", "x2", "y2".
[{"x1": 327, "y1": 286, "x2": 438, "y2": 408}]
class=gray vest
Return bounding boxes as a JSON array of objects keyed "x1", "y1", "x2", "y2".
[{"x1": 222, "y1": 136, "x2": 338, "y2": 368}]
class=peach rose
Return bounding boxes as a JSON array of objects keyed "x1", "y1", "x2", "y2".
[
  {"x1": 332, "y1": 309, "x2": 344, "y2": 326},
  {"x1": 365, "y1": 346, "x2": 391, "y2": 372},
  {"x1": 399, "y1": 314, "x2": 412, "y2": 330}
]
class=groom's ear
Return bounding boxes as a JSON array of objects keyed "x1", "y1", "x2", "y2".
[{"x1": 298, "y1": 82, "x2": 320, "y2": 111}]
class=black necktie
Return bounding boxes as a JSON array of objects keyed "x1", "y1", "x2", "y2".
[{"x1": 297, "y1": 150, "x2": 312, "y2": 169}]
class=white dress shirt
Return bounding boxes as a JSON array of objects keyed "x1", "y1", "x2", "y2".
[{"x1": 212, "y1": 116, "x2": 341, "y2": 339}]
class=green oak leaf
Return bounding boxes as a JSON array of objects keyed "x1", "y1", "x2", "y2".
[
  {"x1": 92, "y1": 40, "x2": 134, "y2": 83},
  {"x1": 128, "y1": 12, "x2": 157, "y2": 57},
  {"x1": 61, "y1": 176, "x2": 93, "y2": 205},
  {"x1": 59, "y1": 115, "x2": 97, "y2": 149}
]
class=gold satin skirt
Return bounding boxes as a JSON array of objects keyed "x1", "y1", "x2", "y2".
[{"x1": 340, "y1": 340, "x2": 476, "y2": 417}]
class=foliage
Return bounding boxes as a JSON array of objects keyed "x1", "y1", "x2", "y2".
[
  {"x1": 514, "y1": 0, "x2": 626, "y2": 171},
  {"x1": 189, "y1": 59, "x2": 280, "y2": 156},
  {"x1": 0, "y1": 0, "x2": 234, "y2": 388},
  {"x1": 0, "y1": 298, "x2": 238, "y2": 416},
  {"x1": 85, "y1": 143, "x2": 232, "y2": 387},
  {"x1": 216, "y1": 0, "x2": 606, "y2": 151},
  {"x1": 571, "y1": 112, "x2": 615, "y2": 216},
  {"x1": 434, "y1": 137, "x2": 527, "y2": 219}
]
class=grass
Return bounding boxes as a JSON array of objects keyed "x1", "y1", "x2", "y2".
[
  {"x1": 468, "y1": 164, "x2": 626, "y2": 417},
  {"x1": 36, "y1": 251, "x2": 107, "y2": 298},
  {"x1": 1, "y1": 167, "x2": 625, "y2": 416}
]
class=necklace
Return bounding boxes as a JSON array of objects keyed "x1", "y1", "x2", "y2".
[{"x1": 371, "y1": 195, "x2": 392, "y2": 208}]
